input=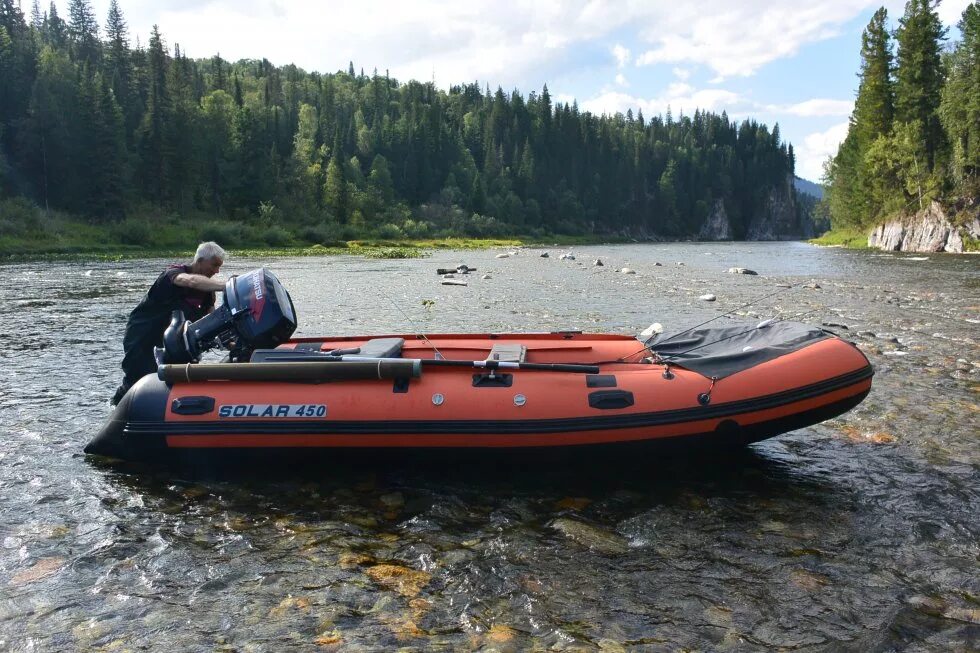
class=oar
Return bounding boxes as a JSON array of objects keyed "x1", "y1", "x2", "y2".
[
  {"x1": 245, "y1": 351, "x2": 600, "y2": 374},
  {"x1": 421, "y1": 358, "x2": 599, "y2": 374}
]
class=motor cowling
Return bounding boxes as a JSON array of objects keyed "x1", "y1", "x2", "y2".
[{"x1": 159, "y1": 268, "x2": 297, "y2": 364}]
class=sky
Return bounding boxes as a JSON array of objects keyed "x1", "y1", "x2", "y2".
[{"x1": 84, "y1": 0, "x2": 973, "y2": 182}]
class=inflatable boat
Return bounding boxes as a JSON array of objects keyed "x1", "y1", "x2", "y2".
[{"x1": 87, "y1": 269, "x2": 873, "y2": 461}]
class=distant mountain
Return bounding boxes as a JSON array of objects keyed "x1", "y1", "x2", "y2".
[{"x1": 794, "y1": 176, "x2": 824, "y2": 199}]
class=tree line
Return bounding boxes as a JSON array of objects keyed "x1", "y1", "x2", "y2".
[
  {"x1": 825, "y1": 1, "x2": 979, "y2": 232},
  {"x1": 1, "y1": 0, "x2": 801, "y2": 244}
]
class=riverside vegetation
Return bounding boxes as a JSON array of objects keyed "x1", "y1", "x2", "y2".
[
  {"x1": 1, "y1": 0, "x2": 811, "y2": 258},
  {"x1": 817, "y1": 1, "x2": 979, "y2": 251}
]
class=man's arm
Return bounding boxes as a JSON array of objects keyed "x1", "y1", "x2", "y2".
[{"x1": 174, "y1": 273, "x2": 226, "y2": 292}]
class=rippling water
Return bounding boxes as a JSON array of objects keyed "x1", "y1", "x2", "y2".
[{"x1": 1, "y1": 243, "x2": 977, "y2": 651}]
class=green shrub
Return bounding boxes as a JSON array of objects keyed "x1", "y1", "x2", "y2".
[
  {"x1": 258, "y1": 224, "x2": 292, "y2": 247},
  {"x1": 0, "y1": 197, "x2": 41, "y2": 233},
  {"x1": 112, "y1": 219, "x2": 152, "y2": 246},
  {"x1": 199, "y1": 221, "x2": 244, "y2": 246},
  {"x1": 373, "y1": 222, "x2": 405, "y2": 239},
  {"x1": 401, "y1": 218, "x2": 432, "y2": 238},
  {"x1": 298, "y1": 221, "x2": 343, "y2": 245}
]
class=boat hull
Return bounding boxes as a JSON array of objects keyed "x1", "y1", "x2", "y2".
[{"x1": 88, "y1": 331, "x2": 873, "y2": 462}]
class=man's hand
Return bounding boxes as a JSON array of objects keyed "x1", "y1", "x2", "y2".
[{"x1": 174, "y1": 273, "x2": 226, "y2": 292}]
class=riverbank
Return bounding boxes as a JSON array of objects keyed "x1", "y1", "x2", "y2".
[
  {"x1": 0, "y1": 197, "x2": 617, "y2": 261},
  {"x1": 812, "y1": 198, "x2": 980, "y2": 253}
]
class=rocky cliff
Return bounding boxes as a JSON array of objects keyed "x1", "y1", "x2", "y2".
[
  {"x1": 868, "y1": 201, "x2": 980, "y2": 253},
  {"x1": 698, "y1": 176, "x2": 814, "y2": 241},
  {"x1": 698, "y1": 199, "x2": 733, "y2": 240},
  {"x1": 745, "y1": 175, "x2": 814, "y2": 240}
]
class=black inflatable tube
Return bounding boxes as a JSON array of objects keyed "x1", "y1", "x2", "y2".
[{"x1": 159, "y1": 359, "x2": 421, "y2": 383}]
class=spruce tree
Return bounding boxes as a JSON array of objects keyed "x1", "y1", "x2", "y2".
[
  {"x1": 853, "y1": 7, "x2": 894, "y2": 146},
  {"x1": 136, "y1": 25, "x2": 172, "y2": 205},
  {"x1": 895, "y1": 0, "x2": 946, "y2": 169},
  {"x1": 939, "y1": 2, "x2": 979, "y2": 184},
  {"x1": 66, "y1": 0, "x2": 99, "y2": 64},
  {"x1": 45, "y1": 2, "x2": 65, "y2": 48},
  {"x1": 104, "y1": 0, "x2": 136, "y2": 134}
]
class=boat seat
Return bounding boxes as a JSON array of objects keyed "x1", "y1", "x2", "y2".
[
  {"x1": 249, "y1": 338, "x2": 405, "y2": 363},
  {"x1": 487, "y1": 343, "x2": 526, "y2": 363},
  {"x1": 352, "y1": 337, "x2": 404, "y2": 359}
]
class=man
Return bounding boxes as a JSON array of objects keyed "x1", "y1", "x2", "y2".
[{"x1": 111, "y1": 242, "x2": 227, "y2": 405}]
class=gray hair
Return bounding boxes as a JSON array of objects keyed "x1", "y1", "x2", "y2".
[{"x1": 193, "y1": 241, "x2": 226, "y2": 262}]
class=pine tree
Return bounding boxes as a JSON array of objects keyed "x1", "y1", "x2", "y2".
[
  {"x1": 853, "y1": 8, "x2": 895, "y2": 145},
  {"x1": 44, "y1": 2, "x2": 66, "y2": 48},
  {"x1": 939, "y1": 2, "x2": 980, "y2": 184},
  {"x1": 103, "y1": 0, "x2": 137, "y2": 134},
  {"x1": 30, "y1": 0, "x2": 42, "y2": 31},
  {"x1": 66, "y1": 0, "x2": 99, "y2": 64},
  {"x1": 201, "y1": 89, "x2": 236, "y2": 212},
  {"x1": 0, "y1": 0, "x2": 36, "y2": 167},
  {"x1": 136, "y1": 25, "x2": 172, "y2": 205},
  {"x1": 895, "y1": 0, "x2": 946, "y2": 170}
]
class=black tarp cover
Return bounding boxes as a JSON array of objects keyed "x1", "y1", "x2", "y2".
[{"x1": 648, "y1": 320, "x2": 831, "y2": 379}]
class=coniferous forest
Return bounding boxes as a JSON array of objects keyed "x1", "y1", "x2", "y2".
[
  {"x1": 824, "y1": 1, "x2": 979, "y2": 233},
  {"x1": 0, "y1": 0, "x2": 806, "y2": 252}
]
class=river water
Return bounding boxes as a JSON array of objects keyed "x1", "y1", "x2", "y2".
[{"x1": 0, "y1": 243, "x2": 977, "y2": 651}]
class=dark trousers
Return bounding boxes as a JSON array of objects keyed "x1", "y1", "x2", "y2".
[{"x1": 111, "y1": 327, "x2": 160, "y2": 405}]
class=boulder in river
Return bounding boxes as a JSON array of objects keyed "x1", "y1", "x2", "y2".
[
  {"x1": 442, "y1": 279, "x2": 468, "y2": 286},
  {"x1": 593, "y1": 258, "x2": 603, "y2": 266},
  {"x1": 699, "y1": 294, "x2": 717, "y2": 301},
  {"x1": 620, "y1": 267, "x2": 636, "y2": 274},
  {"x1": 540, "y1": 252, "x2": 550, "y2": 258},
  {"x1": 495, "y1": 253, "x2": 510, "y2": 259},
  {"x1": 728, "y1": 267, "x2": 758, "y2": 275},
  {"x1": 549, "y1": 517, "x2": 628, "y2": 555}
]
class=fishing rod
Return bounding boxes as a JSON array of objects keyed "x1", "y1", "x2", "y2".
[
  {"x1": 615, "y1": 283, "x2": 802, "y2": 363},
  {"x1": 375, "y1": 284, "x2": 446, "y2": 360},
  {"x1": 362, "y1": 283, "x2": 598, "y2": 373}
]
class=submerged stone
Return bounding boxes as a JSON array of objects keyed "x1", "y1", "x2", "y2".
[
  {"x1": 365, "y1": 564, "x2": 431, "y2": 597},
  {"x1": 554, "y1": 497, "x2": 592, "y2": 511},
  {"x1": 10, "y1": 557, "x2": 65, "y2": 585},
  {"x1": 549, "y1": 517, "x2": 628, "y2": 555}
]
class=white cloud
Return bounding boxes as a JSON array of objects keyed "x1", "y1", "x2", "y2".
[
  {"x1": 94, "y1": 0, "x2": 639, "y2": 91},
  {"x1": 615, "y1": 73, "x2": 628, "y2": 87},
  {"x1": 796, "y1": 121, "x2": 850, "y2": 181},
  {"x1": 580, "y1": 83, "x2": 743, "y2": 118},
  {"x1": 91, "y1": 1, "x2": 890, "y2": 91},
  {"x1": 934, "y1": 0, "x2": 972, "y2": 28},
  {"x1": 612, "y1": 43, "x2": 631, "y2": 68},
  {"x1": 634, "y1": 1, "x2": 867, "y2": 79},
  {"x1": 672, "y1": 67, "x2": 690, "y2": 80},
  {"x1": 767, "y1": 99, "x2": 854, "y2": 117}
]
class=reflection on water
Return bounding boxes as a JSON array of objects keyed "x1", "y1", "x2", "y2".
[{"x1": 1, "y1": 243, "x2": 978, "y2": 651}]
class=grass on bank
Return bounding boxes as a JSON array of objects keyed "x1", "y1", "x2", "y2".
[
  {"x1": 0, "y1": 197, "x2": 626, "y2": 261},
  {"x1": 809, "y1": 228, "x2": 871, "y2": 249}
]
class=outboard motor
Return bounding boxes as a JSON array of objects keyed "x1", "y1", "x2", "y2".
[{"x1": 159, "y1": 268, "x2": 297, "y2": 364}]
